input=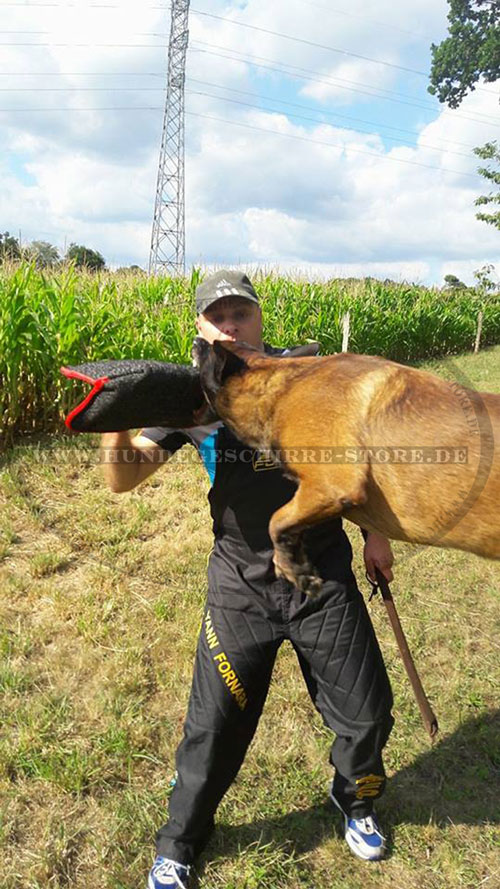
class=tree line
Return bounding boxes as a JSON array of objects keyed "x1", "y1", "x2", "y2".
[
  {"x1": 0, "y1": 235, "x2": 107, "y2": 270},
  {"x1": 0, "y1": 235, "x2": 147, "y2": 272}
]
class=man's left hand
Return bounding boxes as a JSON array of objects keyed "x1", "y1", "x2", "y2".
[{"x1": 363, "y1": 531, "x2": 394, "y2": 583}]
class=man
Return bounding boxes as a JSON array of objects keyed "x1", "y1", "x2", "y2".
[{"x1": 101, "y1": 270, "x2": 395, "y2": 889}]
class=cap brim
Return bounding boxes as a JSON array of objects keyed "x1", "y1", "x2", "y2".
[{"x1": 198, "y1": 292, "x2": 259, "y2": 314}]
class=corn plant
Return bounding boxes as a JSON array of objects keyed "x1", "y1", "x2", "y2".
[{"x1": 1, "y1": 262, "x2": 499, "y2": 445}]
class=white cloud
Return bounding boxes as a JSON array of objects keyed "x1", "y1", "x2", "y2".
[
  {"x1": 0, "y1": 0, "x2": 498, "y2": 282},
  {"x1": 299, "y1": 60, "x2": 396, "y2": 104},
  {"x1": 184, "y1": 87, "x2": 499, "y2": 271}
]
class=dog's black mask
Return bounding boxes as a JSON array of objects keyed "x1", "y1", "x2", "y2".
[{"x1": 192, "y1": 337, "x2": 249, "y2": 410}]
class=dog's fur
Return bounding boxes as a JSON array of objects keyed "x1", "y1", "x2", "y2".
[{"x1": 193, "y1": 338, "x2": 500, "y2": 596}]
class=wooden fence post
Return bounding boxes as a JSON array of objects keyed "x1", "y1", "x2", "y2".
[
  {"x1": 474, "y1": 310, "x2": 483, "y2": 354},
  {"x1": 342, "y1": 311, "x2": 350, "y2": 352}
]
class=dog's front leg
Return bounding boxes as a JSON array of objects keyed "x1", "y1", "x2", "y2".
[{"x1": 269, "y1": 473, "x2": 367, "y2": 596}]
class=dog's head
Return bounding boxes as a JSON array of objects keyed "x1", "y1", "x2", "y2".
[
  {"x1": 192, "y1": 338, "x2": 256, "y2": 411},
  {"x1": 192, "y1": 338, "x2": 320, "y2": 412}
]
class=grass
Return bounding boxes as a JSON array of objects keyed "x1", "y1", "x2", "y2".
[{"x1": 0, "y1": 347, "x2": 499, "y2": 888}]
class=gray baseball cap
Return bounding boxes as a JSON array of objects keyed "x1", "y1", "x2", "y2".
[{"x1": 195, "y1": 270, "x2": 260, "y2": 315}]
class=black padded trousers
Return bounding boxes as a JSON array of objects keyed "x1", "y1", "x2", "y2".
[{"x1": 156, "y1": 538, "x2": 394, "y2": 864}]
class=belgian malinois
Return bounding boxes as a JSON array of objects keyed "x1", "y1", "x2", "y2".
[{"x1": 193, "y1": 337, "x2": 499, "y2": 596}]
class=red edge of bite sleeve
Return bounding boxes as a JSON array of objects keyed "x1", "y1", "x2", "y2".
[{"x1": 60, "y1": 366, "x2": 110, "y2": 431}]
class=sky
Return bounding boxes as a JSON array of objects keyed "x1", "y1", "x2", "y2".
[{"x1": 0, "y1": 0, "x2": 499, "y2": 285}]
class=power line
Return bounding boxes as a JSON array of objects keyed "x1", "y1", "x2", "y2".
[
  {"x1": 1, "y1": 1, "x2": 497, "y2": 95},
  {"x1": 0, "y1": 50, "x2": 496, "y2": 128},
  {"x1": 186, "y1": 7, "x2": 500, "y2": 95},
  {"x1": 0, "y1": 78, "x2": 479, "y2": 149},
  {"x1": 2, "y1": 29, "x2": 497, "y2": 110},
  {"x1": 1, "y1": 39, "x2": 496, "y2": 119},
  {"x1": 0, "y1": 72, "x2": 166, "y2": 75},
  {"x1": 0, "y1": 105, "x2": 163, "y2": 110},
  {"x1": 0, "y1": 41, "x2": 168, "y2": 46},
  {"x1": 0, "y1": 7, "x2": 487, "y2": 87},
  {"x1": 1, "y1": 1, "x2": 171, "y2": 5},
  {"x1": 0, "y1": 85, "x2": 487, "y2": 153},
  {"x1": 191, "y1": 43, "x2": 500, "y2": 127},
  {"x1": 0, "y1": 0, "x2": 416, "y2": 34},
  {"x1": 184, "y1": 86, "x2": 474, "y2": 158},
  {"x1": 295, "y1": 0, "x2": 417, "y2": 36},
  {"x1": 192, "y1": 41, "x2": 500, "y2": 121},
  {"x1": 0, "y1": 30, "x2": 170, "y2": 35},
  {"x1": 192, "y1": 40, "x2": 499, "y2": 113},
  {"x1": 0, "y1": 36, "x2": 436, "y2": 104},
  {"x1": 0, "y1": 52, "x2": 496, "y2": 129},
  {"x1": 1, "y1": 1, "x2": 169, "y2": 5},
  {"x1": 188, "y1": 8, "x2": 430, "y2": 79},
  {"x1": 185, "y1": 78, "x2": 480, "y2": 150},
  {"x1": 0, "y1": 99, "x2": 480, "y2": 178},
  {"x1": 183, "y1": 110, "x2": 480, "y2": 179},
  {"x1": 0, "y1": 86, "x2": 166, "y2": 90}
]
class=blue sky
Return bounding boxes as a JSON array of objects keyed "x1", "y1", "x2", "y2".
[{"x1": 0, "y1": 0, "x2": 498, "y2": 284}]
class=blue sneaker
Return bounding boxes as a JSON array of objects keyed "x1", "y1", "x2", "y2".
[
  {"x1": 330, "y1": 790, "x2": 386, "y2": 860},
  {"x1": 148, "y1": 856, "x2": 190, "y2": 889}
]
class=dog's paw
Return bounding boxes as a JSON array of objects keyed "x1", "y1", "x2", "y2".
[
  {"x1": 273, "y1": 553, "x2": 289, "y2": 581},
  {"x1": 273, "y1": 551, "x2": 323, "y2": 597},
  {"x1": 296, "y1": 572, "x2": 323, "y2": 598}
]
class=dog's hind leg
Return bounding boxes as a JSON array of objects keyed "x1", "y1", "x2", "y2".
[{"x1": 269, "y1": 470, "x2": 367, "y2": 596}]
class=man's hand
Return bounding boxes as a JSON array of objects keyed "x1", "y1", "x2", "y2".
[{"x1": 363, "y1": 531, "x2": 394, "y2": 583}]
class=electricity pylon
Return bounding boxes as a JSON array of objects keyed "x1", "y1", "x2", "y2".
[{"x1": 149, "y1": 0, "x2": 190, "y2": 275}]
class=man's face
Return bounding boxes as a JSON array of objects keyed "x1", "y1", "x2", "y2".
[{"x1": 196, "y1": 295, "x2": 263, "y2": 349}]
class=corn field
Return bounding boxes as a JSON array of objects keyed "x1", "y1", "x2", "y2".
[{"x1": 1, "y1": 261, "x2": 499, "y2": 446}]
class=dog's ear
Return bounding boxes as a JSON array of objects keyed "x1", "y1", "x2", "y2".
[
  {"x1": 212, "y1": 340, "x2": 248, "y2": 381},
  {"x1": 213, "y1": 339, "x2": 265, "y2": 368},
  {"x1": 197, "y1": 340, "x2": 247, "y2": 407}
]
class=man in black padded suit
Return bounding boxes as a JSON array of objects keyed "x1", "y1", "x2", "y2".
[{"x1": 101, "y1": 270, "x2": 395, "y2": 889}]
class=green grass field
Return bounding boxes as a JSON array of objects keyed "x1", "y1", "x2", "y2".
[{"x1": 1, "y1": 347, "x2": 499, "y2": 889}]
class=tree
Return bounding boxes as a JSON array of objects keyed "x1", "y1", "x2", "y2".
[
  {"x1": 428, "y1": 0, "x2": 500, "y2": 108},
  {"x1": 473, "y1": 263, "x2": 498, "y2": 293},
  {"x1": 116, "y1": 264, "x2": 146, "y2": 274},
  {"x1": 66, "y1": 243, "x2": 106, "y2": 270},
  {"x1": 473, "y1": 141, "x2": 500, "y2": 231},
  {"x1": 443, "y1": 273, "x2": 467, "y2": 289},
  {"x1": 0, "y1": 231, "x2": 21, "y2": 262},
  {"x1": 25, "y1": 239, "x2": 60, "y2": 268}
]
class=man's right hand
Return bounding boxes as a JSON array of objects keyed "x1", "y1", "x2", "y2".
[{"x1": 100, "y1": 430, "x2": 164, "y2": 493}]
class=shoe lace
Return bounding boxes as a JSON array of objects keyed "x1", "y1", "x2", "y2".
[
  {"x1": 154, "y1": 859, "x2": 190, "y2": 889},
  {"x1": 353, "y1": 816, "x2": 383, "y2": 838}
]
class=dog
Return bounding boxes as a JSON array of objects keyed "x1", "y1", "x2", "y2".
[{"x1": 193, "y1": 337, "x2": 499, "y2": 596}]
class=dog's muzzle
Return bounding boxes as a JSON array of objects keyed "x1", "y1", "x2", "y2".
[{"x1": 191, "y1": 336, "x2": 211, "y2": 368}]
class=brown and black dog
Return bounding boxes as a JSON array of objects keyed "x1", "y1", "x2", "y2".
[{"x1": 193, "y1": 337, "x2": 499, "y2": 596}]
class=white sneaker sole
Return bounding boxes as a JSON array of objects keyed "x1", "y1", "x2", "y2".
[{"x1": 344, "y1": 828, "x2": 385, "y2": 861}]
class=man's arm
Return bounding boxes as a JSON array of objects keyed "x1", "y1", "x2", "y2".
[{"x1": 100, "y1": 430, "x2": 167, "y2": 493}]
